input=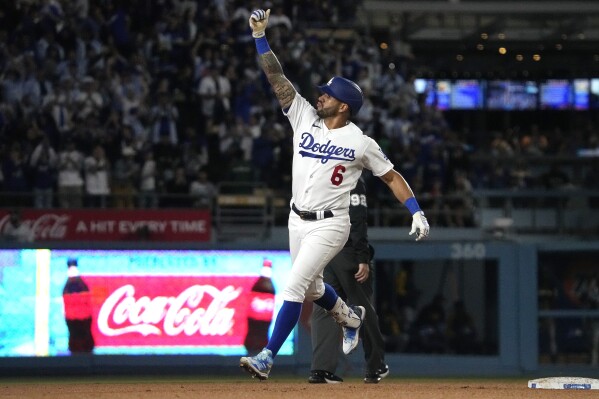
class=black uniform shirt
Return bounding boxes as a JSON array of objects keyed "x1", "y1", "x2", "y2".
[{"x1": 345, "y1": 177, "x2": 371, "y2": 264}]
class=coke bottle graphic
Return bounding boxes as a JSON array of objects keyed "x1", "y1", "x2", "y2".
[
  {"x1": 244, "y1": 258, "x2": 276, "y2": 353},
  {"x1": 62, "y1": 258, "x2": 95, "y2": 353}
]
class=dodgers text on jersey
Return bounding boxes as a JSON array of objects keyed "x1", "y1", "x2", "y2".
[{"x1": 298, "y1": 132, "x2": 356, "y2": 164}]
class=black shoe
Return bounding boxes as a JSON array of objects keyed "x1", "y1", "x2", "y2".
[
  {"x1": 364, "y1": 364, "x2": 389, "y2": 384},
  {"x1": 308, "y1": 370, "x2": 344, "y2": 384}
]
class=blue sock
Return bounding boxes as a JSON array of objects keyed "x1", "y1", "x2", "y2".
[
  {"x1": 266, "y1": 300, "x2": 302, "y2": 356},
  {"x1": 313, "y1": 283, "x2": 338, "y2": 311}
]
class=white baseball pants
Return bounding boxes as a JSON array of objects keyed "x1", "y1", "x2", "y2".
[{"x1": 283, "y1": 210, "x2": 350, "y2": 303}]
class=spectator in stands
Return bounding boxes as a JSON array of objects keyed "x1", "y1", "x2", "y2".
[
  {"x1": 377, "y1": 67, "x2": 404, "y2": 105},
  {"x1": 112, "y1": 146, "x2": 139, "y2": 209},
  {"x1": 396, "y1": 147, "x2": 420, "y2": 188},
  {"x1": 57, "y1": 139, "x2": 84, "y2": 208},
  {"x1": 245, "y1": 113, "x2": 262, "y2": 140},
  {"x1": 43, "y1": 77, "x2": 76, "y2": 135},
  {"x1": 119, "y1": 86, "x2": 148, "y2": 145},
  {"x1": 287, "y1": 30, "x2": 306, "y2": 62},
  {"x1": 107, "y1": 2, "x2": 133, "y2": 56},
  {"x1": 228, "y1": 116, "x2": 254, "y2": 163},
  {"x1": 445, "y1": 133, "x2": 471, "y2": 177},
  {"x1": 509, "y1": 159, "x2": 536, "y2": 207},
  {"x1": 74, "y1": 76, "x2": 103, "y2": 122},
  {"x1": 19, "y1": 93, "x2": 39, "y2": 123},
  {"x1": 39, "y1": 0, "x2": 65, "y2": 33},
  {"x1": 164, "y1": 166, "x2": 190, "y2": 208},
  {"x1": 251, "y1": 128, "x2": 275, "y2": 186},
  {"x1": 211, "y1": 0, "x2": 230, "y2": 21},
  {"x1": 0, "y1": 69, "x2": 24, "y2": 106},
  {"x1": 509, "y1": 159, "x2": 533, "y2": 189},
  {"x1": 153, "y1": 128, "x2": 179, "y2": 181},
  {"x1": 189, "y1": 169, "x2": 217, "y2": 208},
  {"x1": 22, "y1": 56, "x2": 42, "y2": 108},
  {"x1": 0, "y1": 102, "x2": 17, "y2": 142},
  {"x1": 225, "y1": 144, "x2": 253, "y2": 183},
  {"x1": 1, "y1": 209, "x2": 34, "y2": 243},
  {"x1": 138, "y1": 150, "x2": 158, "y2": 209},
  {"x1": 113, "y1": 67, "x2": 149, "y2": 118},
  {"x1": 383, "y1": 107, "x2": 414, "y2": 150},
  {"x1": 197, "y1": 65, "x2": 231, "y2": 126},
  {"x1": 421, "y1": 144, "x2": 447, "y2": 194},
  {"x1": 445, "y1": 171, "x2": 475, "y2": 227},
  {"x1": 29, "y1": 136, "x2": 58, "y2": 208},
  {"x1": 117, "y1": 124, "x2": 140, "y2": 159},
  {"x1": 150, "y1": 91, "x2": 179, "y2": 145},
  {"x1": 172, "y1": 64, "x2": 198, "y2": 132},
  {"x1": 489, "y1": 131, "x2": 514, "y2": 158},
  {"x1": 427, "y1": 177, "x2": 448, "y2": 227},
  {"x1": 84, "y1": 144, "x2": 110, "y2": 208},
  {"x1": 56, "y1": 51, "x2": 84, "y2": 84},
  {"x1": 520, "y1": 124, "x2": 549, "y2": 156},
  {"x1": 268, "y1": 6, "x2": 292, "y2": 31},
  {"x1": 181, "y1": 129, "x2": 209, "y2": 179},
  {"x1": 397, "y1": 73, "x2": 419, "y2": 116},
  {"x1": 540, "y1": 164, "x2": 573, "y2": 208},
  {"x1": 2, "y1": 144, "x2": 30, "y2": 207}
]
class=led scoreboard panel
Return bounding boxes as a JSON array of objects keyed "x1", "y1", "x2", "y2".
[{"x1": 0, "y1": 249, "x2": 294, "y2": 357}]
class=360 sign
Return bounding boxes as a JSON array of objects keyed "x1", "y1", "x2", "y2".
[{"x1": 450, "y1": 243, "x2": 486, "y2": 260}]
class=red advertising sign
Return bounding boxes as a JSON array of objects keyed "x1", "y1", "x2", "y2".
[
  {"x1": 87, "y1": 275, "x2": 258, "y2": 347},
  {"x1": 0, "y1": 209, "x2": 211, "y2": 242}
]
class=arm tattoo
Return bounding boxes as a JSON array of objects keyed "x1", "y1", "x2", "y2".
[{"x1": 259, "y1": 52, "x2": 296, "y2": 109}]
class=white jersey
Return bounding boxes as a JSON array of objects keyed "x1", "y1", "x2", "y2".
[{"x1": 284, "y1": 93, "x2": 393, "y2": 212}]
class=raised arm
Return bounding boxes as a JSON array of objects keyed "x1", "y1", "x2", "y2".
[{"x1": 249, "y1": 9, "x2": 297, "y2": 109}]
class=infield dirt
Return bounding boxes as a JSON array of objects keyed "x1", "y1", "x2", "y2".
[{"x1": 0, "y1": 378, "x2": 593, "y2": 399}]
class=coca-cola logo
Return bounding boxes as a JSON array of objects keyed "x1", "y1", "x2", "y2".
[
  {"x1": 97, "y1": 284, "x2": 242, "y2": 337},
  {"x1": 251, "y1": 296, "x2": 274, "y2": 314},
  {"x1": 0, "y1": 214, "x2": 69, "y2": 239}
]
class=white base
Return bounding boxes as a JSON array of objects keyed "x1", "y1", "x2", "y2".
[{"x1": 528, "y1": 377, "x2": 599, "y2": 390}]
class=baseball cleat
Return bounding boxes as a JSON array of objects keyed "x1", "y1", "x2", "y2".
[
  {"x1": 308, "y1": 370, "x2": 344, "y2": 384},
  {"x1": 364, "y1": 363, "x2": 390, "y2": 383},
  {"x1": 342, "y1": 305, "x2": 365, "y2": 355},
  {"x1": 240, "y1": 348, "x2": 273, "y2": 380}
]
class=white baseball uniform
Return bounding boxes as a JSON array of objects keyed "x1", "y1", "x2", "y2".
[{"x1": 282, "y1": 92, "x2": 394, "y2": 303}]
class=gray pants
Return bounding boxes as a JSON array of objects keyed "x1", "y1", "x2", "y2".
[{"x1": 310, "y1": 246, "x2": 385, "y2": 375}]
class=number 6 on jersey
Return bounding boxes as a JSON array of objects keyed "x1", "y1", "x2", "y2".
[{"x1": 331, "y1": 165, "x2": 346, "y2": 186}]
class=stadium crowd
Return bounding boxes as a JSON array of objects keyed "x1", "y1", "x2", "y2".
[{"x1": 0, "y1": 0, "x2": 597, "y2": 228}]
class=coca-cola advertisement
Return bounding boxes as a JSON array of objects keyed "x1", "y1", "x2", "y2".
[
  {"x1": 0, "y1": 249, "x2": 293, "y2": 357},
  {"x1": 0, "y1": 209, "x2": 211, "y2": 242}
]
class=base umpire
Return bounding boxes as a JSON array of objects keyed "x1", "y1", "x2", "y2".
[{"x1": 310, "y1": 173, "x2": 389, "y2": 383}]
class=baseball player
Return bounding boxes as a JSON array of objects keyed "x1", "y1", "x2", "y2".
[
  {"x1": 240, "y1": 8, "x2": 430, "y2": 381},
  {"x1": 309, "y1": 175, "x2": 389, "y2": 384}
]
